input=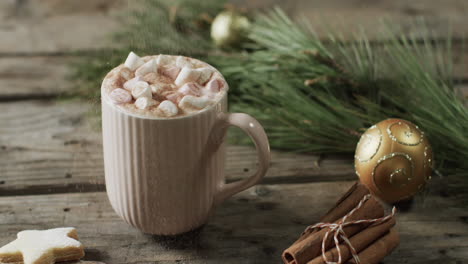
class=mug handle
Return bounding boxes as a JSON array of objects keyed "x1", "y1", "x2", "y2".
[{"x1": 213, "y1": 113, "x2": 271, "y2": 205}]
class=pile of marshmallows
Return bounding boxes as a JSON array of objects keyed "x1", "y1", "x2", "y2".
[{"x1": 107, "y1": 52, "x2": 226, "y2": 117}]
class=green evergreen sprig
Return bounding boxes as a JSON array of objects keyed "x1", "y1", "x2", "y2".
[
  {"x1": 220, "y1": 8, "x2": 468, "y2": 179},
  {"x1": 70, "y1": 2, "x2": 468, "y2": 192}
]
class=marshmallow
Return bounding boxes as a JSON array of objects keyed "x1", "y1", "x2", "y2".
[
  {"x1": 135, "y1": 59, "x2": 158, "y2": 77},
  {"x1": 175, "y1": 56, "x2": 194, "y2": 68},
  {"x1": 196, "y1": 67, "x2": 213, "y2": 84},
  {"x1": 142, "y1": 72, "x2": 159, "y2": 84},
  {"x1": 131, "y1": 81, "x2": 152, "y2": 99},
  {"x1": 123, "y1": 76, "x2": 143, "y2": 91},
  {"x1": 150, "y1": 83, "x2": 165, "y2": 94},
  {"x1": 150, "y1": 83, "x2": 173, "y2": 94},
  {"x1": 179, "y1": 82, "x2": 202, "y2": 97},
  {"x1": 158, "y1": 100, "x2": 178, "y2": 117},
  {"x1": 124, "y1": 51, "x2": 145, "y2": 71},
  {"x1": 157, "y1": 54, "x2": 173, "y2": 65},
  {"x1": 119, "y1": 67, "x2": 134, "y2": 80},
  {"x1": 135, "y1": 97, "x2": 158, "y2": 110},
  {"x1": 160, "y1": 66, "x2": 181, "y2": 80},
  {"x1": 175, "y1": 67, "x2": 201, "y2": 86},
  {"x1": 179, "y1": 95, "x2": 211, "y2": 110},
  {"x1": 206, "y1": 78, "x2": 223, "y2": 93},
  {"x1": 109, "y1": 88, "x2": 132, "y2": 104},
  {"x1": 165, "y1": 92, "x2": 183, "y2": 104}
]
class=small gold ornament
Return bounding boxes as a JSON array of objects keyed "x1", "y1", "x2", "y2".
[
  {"x1": 210, "y1": 11, "x2": 250, "y2": 48},
  {"x1": 354, "y1": 119, "x2": 433, "y2": 203}
]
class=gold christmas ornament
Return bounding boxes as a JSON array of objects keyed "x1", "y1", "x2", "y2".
[
  {"x1": 210, "y1": 11, "x2": 250, "y2": 47},
  {"x1": 354, "y1": 119, "x2": 433, "y2": 203}
]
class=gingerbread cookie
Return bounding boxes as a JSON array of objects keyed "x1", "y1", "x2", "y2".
[{"x1": 0, "y1": 227, "x2": 85, "y2": 264}]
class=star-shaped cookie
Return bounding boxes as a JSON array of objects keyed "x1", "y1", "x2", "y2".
[{"x1": 0, "y1": 227, "x2": 85, "y2": 264}]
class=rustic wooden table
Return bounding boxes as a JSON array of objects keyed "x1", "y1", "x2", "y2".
[{"x1": 0, "y1": 1, "x2": 467, "y2": 263}]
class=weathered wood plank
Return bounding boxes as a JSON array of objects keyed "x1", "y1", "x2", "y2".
[
  {"x1": 0, "y1": 0, "x2": 124, "y2": 18},
  {"x1": 0, "y1": 13, "x2": 119, "y2": 55},
  {"x1": 0, "y1": 181, "x2": 466, "y2": 263},
  {"x1": 1, "y1": 0, "x2": 468, "y2": 54},
  {"x1": 0, "y1": 100, "x2": 354, "y2": 195},
  {"x1": 240, "y1": 0, "x2": 468, "y2": 40},
  {"x1": 0, "y1": 0, "x2": 123, "y2": 54},
  {"x1": 0, "y1": 56, "x2": 74, "y2": 99}
]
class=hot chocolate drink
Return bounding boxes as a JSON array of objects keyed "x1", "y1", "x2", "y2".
[
  {"x1": 102, "y1": 52, "x2": 228, "y2": 118},
  {"x1": 101, "y1": 53, "x2": 270, "y2": 235}
]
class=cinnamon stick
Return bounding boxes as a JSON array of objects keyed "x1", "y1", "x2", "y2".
[
  {"x1": 282, "y1": 196, "x2": 384, "y2": 264},
  {"x1": 296, "y1": 182, "x2": 370, "y2": 244},
  {"x1": 346, "y1": 228, "x2": 400, "y2": 264},
  {"x1": 320, "y1": 182, "x2": 370, "y2": 223},
  {"x1": 306, "y1": 217, "x2": 396, "y2": 264}
]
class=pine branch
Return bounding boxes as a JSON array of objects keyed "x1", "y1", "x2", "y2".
[
  {"x1": 68, "y1": 3, "x2": 468, "y2": 192},
  {"x1": 216, "y1": 8, "x2": 468, "y2": 179}
]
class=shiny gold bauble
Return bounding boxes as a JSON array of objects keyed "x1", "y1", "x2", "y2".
[
  {"x1": 354, "y1": 119, "x2": 433, "y2": 203},
  {"x1": 210, "y1": 11, "x2": 250, "y2": 48}
]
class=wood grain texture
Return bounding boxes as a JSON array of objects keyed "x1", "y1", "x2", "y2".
[
  {"x1": 0, "y1": 56, "x2": 74, "y2": 99},
  {"x1": 237, "y1": 0, "x2": 468, "y2": 38},
  {"x1": 0, "y1": 100, "x2": 354, "y2": 196},
  {"x1": 0, "y1": 0, "x2": 123, "y2": 54},
  {"x1": 0, "y1": 181, "x2": 466, "y2": 264},
  {"x1": 0, "y1": 0, "x2": 467, "y2": 54}
]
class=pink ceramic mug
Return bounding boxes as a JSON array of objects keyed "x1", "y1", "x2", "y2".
[{"x1": 101, "y1": 72, "x2": 270, "y2": 235}]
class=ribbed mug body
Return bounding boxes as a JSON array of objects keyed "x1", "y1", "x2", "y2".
[{"x1": 102, "y1": 95, "x2": 227, "y2": 235}]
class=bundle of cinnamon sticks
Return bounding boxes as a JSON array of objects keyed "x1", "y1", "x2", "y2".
[{"x1": 282, "y1": 182, "x2": 399, "y2": 264}]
